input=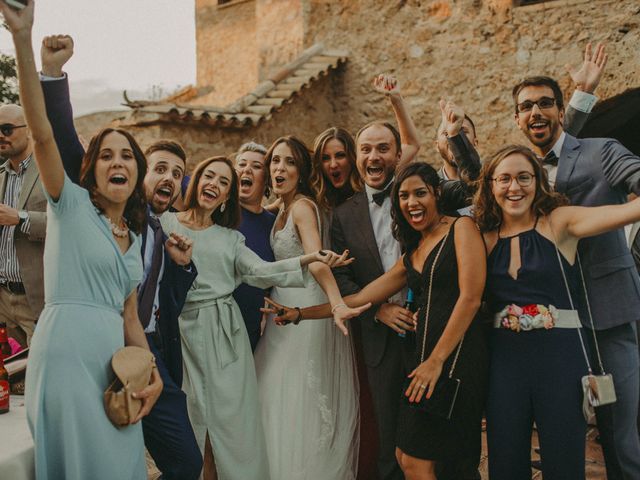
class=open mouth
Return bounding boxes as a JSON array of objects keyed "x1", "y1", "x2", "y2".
[
  {"x1": 240, "y1": 177, "x2": 253, "y2": 188},
  {"x1": 408, "y1": 209, "x2": 425, "y2": 224},
  {"x1": 366, "y1": 166, "x2": 384, "y2": 177},
  {"x1": 528, "y1": 120, "x2": 549, "y2": 136},
  {"x1": 155, "y1": 185, "x2": 173, "y2": 200},
  {"x1": 506, "y1": 195, "x2": 525, "y2": 202},
  {"x1": 109, "y1": 174, "x2": 128, "y2": 185},
  {"x1": 274, "y1": 176, "x2": 286, "y2": 186},
  {"x1": 202, "y1": 188, "x2": 217, "y2": 201}
]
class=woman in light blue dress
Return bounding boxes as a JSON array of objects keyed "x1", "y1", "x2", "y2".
[
  {"x1": 160, "y1": 155, "x2": 365, "y2": 480},
  {"x1": 3, "y1": 3, "x2": 163, "y2": 479}
]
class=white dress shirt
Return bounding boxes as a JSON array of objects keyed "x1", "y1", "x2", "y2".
[{"x1": 142, "y1": 213, "x2": 165, "y2": 333}]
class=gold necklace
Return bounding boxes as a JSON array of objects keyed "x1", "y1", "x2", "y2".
[{"x1": 104, "y1": 215, "x2": 129, "y2": 238}]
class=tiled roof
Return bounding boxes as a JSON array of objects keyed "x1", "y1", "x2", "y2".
[{"x1": 124, "y1": 43, "x2": 348, "y2": 129}]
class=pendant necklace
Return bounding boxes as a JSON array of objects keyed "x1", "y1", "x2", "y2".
[{"x1": 104, "y1": 215, "x2": 129, "y2": 238}]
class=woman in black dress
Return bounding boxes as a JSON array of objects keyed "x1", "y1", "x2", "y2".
[{"x1": 265, "y1": 163, "x2": 488, "y2": 480}]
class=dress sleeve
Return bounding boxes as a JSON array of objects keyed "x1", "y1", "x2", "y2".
[
  {"x1": 44, "y1": 173, "x2": 87, "y2": 215},
  {"x1": 234, "y1": 233, "x2": 306, "y2": 289}
]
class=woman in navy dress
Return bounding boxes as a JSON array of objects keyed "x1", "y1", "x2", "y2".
[{"x1": 474, "y1": 144, "x2": 640, "y2": 480}]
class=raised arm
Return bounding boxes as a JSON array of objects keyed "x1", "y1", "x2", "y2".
[
  {"x1": 440, "y1": 99, "x2": 481, "y2": 183},
  {"x1": 40, "y1": 35, "x2": 85, "y2": 183},
  {"x1": 373, "y1": 74, "x2": 421, "y2": 166},
  {"x1": 564, "y1": 42, "x2": 607, "y2": 136},
  {"x1": 2, "y1": 1, "x2": 64, "y2": 199}
]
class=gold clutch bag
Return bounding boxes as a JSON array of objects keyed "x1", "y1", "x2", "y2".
[{"x1": 103, "y1": 346, "x2": 155, "y2": 428}]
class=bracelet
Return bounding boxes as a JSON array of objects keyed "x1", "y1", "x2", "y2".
[
  {"x1": 331, "y1": 303, "x2": 347, "y2": 314},
  {"x1": 293, "y1": 307, "x2": 303, "y2": 325}
]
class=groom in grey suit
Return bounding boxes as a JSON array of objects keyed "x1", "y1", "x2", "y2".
[{"x1": 513, "y1": 75, "x2": 640, "y2": 480}]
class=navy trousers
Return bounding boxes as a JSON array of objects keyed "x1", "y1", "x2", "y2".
[
  {"x1": 143, "y1": 335, "x2": 202, "y2": 480},
  {"x1": 587, "y1": 322, "x2": 640, "y2": 480},
  {"x1": 487, "y1": 328, "x2": 588, "y2": 480}
]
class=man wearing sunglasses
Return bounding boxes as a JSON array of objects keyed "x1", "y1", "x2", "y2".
[
  {"x1": 0, "y1": 103, "x2": 46, "y2": 348},
  {"x1": 513, "y1": 71, "x2": 640, "y2": 480}
]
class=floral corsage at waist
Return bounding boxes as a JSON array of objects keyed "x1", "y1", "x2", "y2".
[{"x1": 498, "y1": 304, "x2": 559, "y2": 332}]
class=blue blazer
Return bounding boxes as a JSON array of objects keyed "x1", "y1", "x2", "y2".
[
  {"x1": 42, "y1": 76, "x2": 196, "y2": 385},
  {"x1": 556, "y1": 134, "x2": 640, "y2": 330}
]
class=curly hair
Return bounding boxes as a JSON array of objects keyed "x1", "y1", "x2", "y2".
[
  {"x1": 80, "y1": 128, "x2": 147, "y2": 235},
  {"x1": 264, "y1": 135, "x2": 315, "y2": 200},
  {"x1": 473, "y1": 144, "x2": 568, "y2": 232},
  {"x1": 390, "y1": 162, "x2": 443, "y2": 253},
  {"x1": 183, "y1": 156, "x2": 241, "y2": 229},
  {"x1": 310, "y1": 127, "x2": 362, "y2": 211}
]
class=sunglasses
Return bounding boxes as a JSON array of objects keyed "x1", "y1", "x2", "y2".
[
  {"x1": 516, "y1": 97, "x2": 556, "y2": 113},
  {"x1": 0, "y1": 124, "x2": 26, "y2": 137}
]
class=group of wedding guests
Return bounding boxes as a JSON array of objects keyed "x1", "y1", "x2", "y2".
[{"x1": 2, "y1": 2, "x2": 640, "y2": 480}]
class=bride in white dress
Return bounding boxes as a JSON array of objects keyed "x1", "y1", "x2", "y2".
[{"x1": 255, "y1": 136, "x2": 361, "y2": 480}]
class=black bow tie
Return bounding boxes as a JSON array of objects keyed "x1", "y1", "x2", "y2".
[
  {"x1": 372, "y1": 182, "x2": 393, "y2": 206},
  {"x1": 543, "y1": 151, "x2": 559, "y2": 167}
]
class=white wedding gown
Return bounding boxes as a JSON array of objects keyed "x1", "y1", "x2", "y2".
[{"x1": 255, "y1": 201, "x2": 360, "y2": 480}]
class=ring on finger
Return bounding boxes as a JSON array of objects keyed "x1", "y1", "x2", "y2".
[{"x1": 419, "y1": 384, "x2": 426, "y2": 389}]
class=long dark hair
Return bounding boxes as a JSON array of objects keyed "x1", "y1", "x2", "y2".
[
  {"x1": 79, "y1": 128, "x2": 147, "y2": 234},
  {"x1": 264, "y1": 135, "x2": 315, "y2": 200},
  {"x1": 473, "y1": 144, "x2": 568, "y2": 232},
  {"x1": 391, "y1": 162, "x2": 443, "y2": 253},
  {"x1": 310, "y1": 127, "x2": 362, "y2": 211},
  {"x1": 183, "y1": 156, "x2": 241, "y2": 229}
]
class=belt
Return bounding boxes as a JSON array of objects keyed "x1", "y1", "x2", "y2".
[
  {"x1": 0, "y1": 281, "x2": 26, "y2": 295},
  {"x1": 493, "y1": 304, "x2": 581, "y2": 331}
]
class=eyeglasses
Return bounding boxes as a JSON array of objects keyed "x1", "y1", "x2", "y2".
[
  {"x1": 0, "y1": 124, "x2": 26, "y2": 137},
  {"x1": 492, "y1": 172, "x2": 535, "y2": 188},
  {"x1": 516, "y1": 97, "x2": 556, "y2": 113}
]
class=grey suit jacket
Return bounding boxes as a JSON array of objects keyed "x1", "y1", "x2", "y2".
[
  {"x1": 556, "y1": 134, "x2": 640, "y2": 330},
  {"x1": 0, "y1": 159, "x2": 46, "y2": 315},
  {"x1": 331, "y1": 191, "x2": 392, "y2": 367}
]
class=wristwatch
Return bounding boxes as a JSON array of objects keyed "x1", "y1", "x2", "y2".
[{"x1": 17, "y1": 210, "x2": 28, "y2": 226}]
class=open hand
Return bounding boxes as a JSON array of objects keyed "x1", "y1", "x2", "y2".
[
  {"x1": 373, "y1": 74, "x2": 400, "y2": 97},
  {"x1": 565, "y1": 42, "x2": 607, "y2": 94},
  {"x1": 439, "y1": 98, "x2": 465, "y2": 137},
  {"x1": 165, "y1": 232, "x2": 193, "y2": 266},
  {"x1": 332, "y1": 302, "x2": 372, "y2": 336},
  {"x1": 405, "y1": 356, "x2": 444, "y2": 403},
  {"x1": 0, "y1": 0, "x2": 34, "y2": 35},
  {"x1": 41, "y1": 35, "x2": 74, "y2": 78},
  {"x1": 315, "y1": 249, "x2": 354, "y2": 268},
  {"x1": 131, "y1": 366, "x2": 163, "y2": 423}
]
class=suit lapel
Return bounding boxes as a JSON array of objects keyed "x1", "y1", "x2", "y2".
[
  {"x1": 17, "y1": 160, "x2": 40, "y2": 209},
  {"x1": 352, "y1": 192, "x2": 384, "y2": 273},
  {"x1": 555, "y1": 134, "x2": 581, "y2": 193}
]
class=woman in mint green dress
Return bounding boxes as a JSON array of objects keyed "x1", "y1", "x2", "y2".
[
  {"x1": 3, "y1": 3, "x2": 163, "y2": 479},
  {"x1": 160, "y1": 155, "x2": 365, "y2": 480}
]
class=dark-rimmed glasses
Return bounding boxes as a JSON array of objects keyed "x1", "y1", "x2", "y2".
[
  {"x1": 516, "y1": 97, "x2": 556, "y2": 113},
  {"x1": 492, "y1": 172, "x2": 535, "y2": 188},
  {"x1": 0, "y1": 124, "x2": 27, "y2": 137}
]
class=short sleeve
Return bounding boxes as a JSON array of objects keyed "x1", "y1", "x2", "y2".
[{"x1": 44, "y1": 173, "x2": 89, "y2": 216}]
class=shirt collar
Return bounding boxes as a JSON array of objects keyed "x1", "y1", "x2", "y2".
[
  {"x1": 3, "y1": 153, "x2": 32, "y2": 175},
  {"x1": 364, "y1": 176, "x2": 395, "y2": 202},
  {"x1": 549, "y1": 131, "x2": 566, "y2": 160}
]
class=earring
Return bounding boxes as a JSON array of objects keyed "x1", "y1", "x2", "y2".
[{"x1": 220, "y1": 203, "x2": 226, "y2": 213}]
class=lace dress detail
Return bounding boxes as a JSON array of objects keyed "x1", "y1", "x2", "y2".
[{"x1": 254, "y1": 198, "x2": 360, "y2": 480}]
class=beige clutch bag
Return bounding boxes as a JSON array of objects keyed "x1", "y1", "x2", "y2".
[{"x1": 103, "y1": 346, "x2": 155, "y2": 427}]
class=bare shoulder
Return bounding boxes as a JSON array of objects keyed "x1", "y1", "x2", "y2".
[
  {"x1": 453, "y1": 215, "x2": 481, "y2": 237},
  {"x1": 291, "y1": 196, "x2": 319, "y2": 219}
]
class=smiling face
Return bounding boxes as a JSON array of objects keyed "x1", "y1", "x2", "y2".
[
  {"x1": 235, "y1": 150, "x2": 267, "y2": 206},
  {"x1": 144, "y1": 149, "x2": 185, "y2": 214},
  {"x1": 269, "y1": 142, "x2": 300, "y2": 197},
  {"x1": 196, "y1": 161, "x2": 233, "y2": 212},
  {"x1": 515, "y1": 85, "x2": 564, "y2": 152},
  {"x1": 321, "y1": 138, "x2": 352, "y2": 189},
  {"x1": 356, "y1": 124, "x2": 401, "y2": 189},
  {"x1": 398, "y1": 175, "x2": 440, "y2": 232},
  {"x1": 93, "y1": 131, "x2": 139, "y2": 206},
  {"x1": 490, "y1": 152, "x2": 537, "y2": 221}
]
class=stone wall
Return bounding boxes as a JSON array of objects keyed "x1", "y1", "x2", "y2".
[{"x1": 304, "y1": 0, "x2": 639, "y2": 162}]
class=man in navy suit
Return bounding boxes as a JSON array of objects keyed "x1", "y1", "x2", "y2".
[
  {"x1": 40, "y1": 35, "x2": 202, "y2": 479},
  {"x1": 513, "y1": 74, "x2": 640, "y2": 480}
]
